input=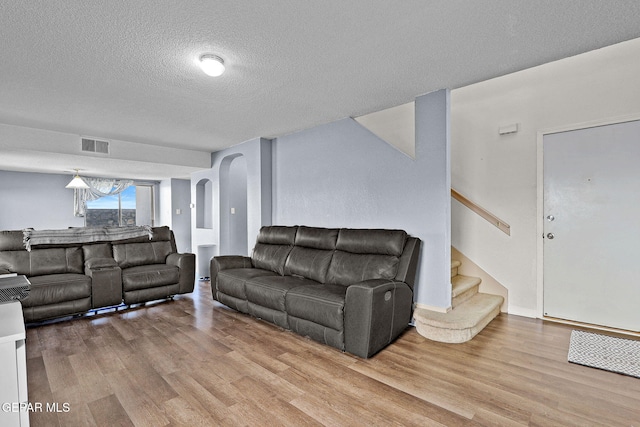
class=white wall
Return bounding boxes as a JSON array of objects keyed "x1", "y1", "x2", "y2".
[
  {"x1": 158, "y1": 179, "x2": 192, "y2": 253},
  {"x1": 451, "y1": 38, "x2": 640, "y2": 317},
  {"x1": 0, "y1": 170, "x2": 85, "y2": 229},
  {"x1": 159, "y1": 180, "x2": 173, "y2": 227}
]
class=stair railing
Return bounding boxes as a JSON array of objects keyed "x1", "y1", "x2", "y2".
[{"x1": 451, "y1": 188, "x2": 511, "y2": 236}]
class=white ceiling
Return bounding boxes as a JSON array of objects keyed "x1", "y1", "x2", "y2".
[{"x1": 2, "y1": 1, "x2": 640, "y2": 179}]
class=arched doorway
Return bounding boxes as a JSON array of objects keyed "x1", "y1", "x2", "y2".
[{"x1": 195, "y1": 178, "x2": 213, "y2": 229}]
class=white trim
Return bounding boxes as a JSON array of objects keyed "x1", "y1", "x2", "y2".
[
  {"x1": 507, "y1": 305, "x2": 538, "y2": 319},
  {"x1": 543, "y1": 316, "x2": 640, "y2": 338},
  {"x1": 536, "y1": 113, "x2": 640, "y2": 320},
  {"x1": 415, "y1": 302, "x2": 451, "y2": 314}
]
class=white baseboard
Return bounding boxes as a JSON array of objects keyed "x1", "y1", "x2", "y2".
[{"x1": 507, "y1": 305, "x2": 537, "y2": 319}]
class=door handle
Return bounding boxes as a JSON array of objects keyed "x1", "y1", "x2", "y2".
[{"x1": 546, "y1": 233, "x2": 554, "y2": 239}]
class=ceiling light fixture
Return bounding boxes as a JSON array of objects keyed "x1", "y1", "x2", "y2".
[
  {"x1": 199, "y1": 54, "x2": 225, "y2": 77},
  {"x1": 65, "y1": 169, "x2": 89, "y2": 189}
]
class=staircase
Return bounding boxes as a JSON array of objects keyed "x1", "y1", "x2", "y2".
[{"x1": 413, "y1": 260, "x2": 504, "y2": 343}]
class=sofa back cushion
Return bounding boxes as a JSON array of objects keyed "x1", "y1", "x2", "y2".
[
  {"x1": 283, "y1": 227, "x2": 338, "y2": 283},
  {"x1": 335, "y1": 228, "x2": 406, "y2": 256},
  {"x1": 284, "y1": 247, "x2": 334, "y2": 283},
  {"x1": 82, "y1": 243, "x2": 113, "y2": 261},
  {"x1": 112, "y1": 241, "x2": 173, "y2": 269},
  {"x1": 0, "y1": 230, "x2": 24, "y2": 251},
  {"x1": 326, "y1": 251, "x2": 399, "y2": 286},
  {"x1": 0, "y1": 247, "x2": 84, "y2": 276},
  {"x1": 325, "y1": 229, "x2": 407, "y2": 286},
  {"x1": 251, "y1": 226, "x2": 297, "y2": 275},
  {"x1": 294, "y1": 226, "x2": 339, "y2": 250}
]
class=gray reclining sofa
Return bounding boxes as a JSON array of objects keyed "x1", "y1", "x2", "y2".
[
  {"x1": 210, "y1": 226, "x2": 420, "y2": 358},
  {"x1": 0, "y1": 226, "x2": 195, "y2": 322}
]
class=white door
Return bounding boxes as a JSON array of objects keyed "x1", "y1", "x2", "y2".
[{"x1": 543, "y1": 120, "x2": 640, "y2": 332}]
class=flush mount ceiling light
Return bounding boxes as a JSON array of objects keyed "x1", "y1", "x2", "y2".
[
  {"x1": 65, "y1": 169, "x2": 89, "y2": 189},
  {"x1": 199, "y1": 54, "x2": 225, "y2": 77}
]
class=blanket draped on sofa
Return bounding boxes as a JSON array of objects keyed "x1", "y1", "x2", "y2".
[{"x1": 22, "y1": 225, "x2": 152, "y2": 251}]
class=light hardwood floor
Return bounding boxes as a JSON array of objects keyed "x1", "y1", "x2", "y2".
[{"x1": 26, "y1": 280, "x2": 640, "y2": 426}]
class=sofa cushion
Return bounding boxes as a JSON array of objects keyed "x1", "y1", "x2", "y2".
[
  {"x1": 217, "y1": 268, "x2": 278, "y2": 299},
  {"x1": 20, "y1": 273, "x2": 91, "y2": 307},
  {"x1": 256, "y1": 226, "x2": 297, "y2": 245},
  {"x1": 83, "y1": 243, "x2": 112, "y2": 261},
  {"x1": 113, "y1": 241, "x2": 173, "y2": 269},
  {"x1": 0, "y1": 250, "x2": 30, "y2": 275},
  {"x1": 284, "y1": 246, "x2": 334, "y2": 283},
  {"x1": 245, "y1": 275, "x2": 316, "y2": 311},
  {"x1": 0, "y1": 248, "x2": 84, "y2": 276},
  {"x1": 326, "y1": 251, "x2": 399, "y2": 286},
  {"x1": 31, "y1": 247, "x2": 84, "y2": 275},
  {"x1": 0, "y1": 230, "x2": 24, "y2": 251},
  {"x1": 336, "y1": 229, "x2": 407, "y2": 256},
  {"x1": 250, "y1": 226, "x2": 297, "y2": 275},
  {"x1": 294, "y1": 226, "x2": 338, "y2": 250},
  {"x1": 121, "y1": 264, "x2": 180, "y2": 291},
  {"x1": 285, "y1": 285, "x2": 347, "y2": 331},
  {"x1": 251, "y1": 244, "x2": 293, "y2": 275}
]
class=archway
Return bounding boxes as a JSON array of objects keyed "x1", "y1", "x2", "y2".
[
  {"x1": 195, "y1": 178, "x2": 212, "y2": 229},
  {"x1": 219, "y1": 154, "x2": 248, "y2": 255}
]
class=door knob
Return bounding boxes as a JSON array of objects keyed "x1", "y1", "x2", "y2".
[
  {"x1": 546, "y1": 215, "x2": 555, "y2": 221},
  {"x1": 546, "y1": 233, "x2": 554, "y2": 239}
]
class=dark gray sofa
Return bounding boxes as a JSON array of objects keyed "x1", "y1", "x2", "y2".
[
  {"x1": 210, "y1": 226, "x2": 420, "y2": 358},
  {"x1": 0, "y1": 226, "x2": 195, "y2": 322}
]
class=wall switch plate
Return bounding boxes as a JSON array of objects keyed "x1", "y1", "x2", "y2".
[
  {"x1": 231, "y1": 207, "x2": 236, "y2": 214},
  {"x1": 176, "y1": 209, "x2": 181, "y2": 215}
]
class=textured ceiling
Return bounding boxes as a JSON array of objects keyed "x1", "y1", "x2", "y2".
[{"x1": 2, "y1": 1, "x2": 640, "y2": 179}]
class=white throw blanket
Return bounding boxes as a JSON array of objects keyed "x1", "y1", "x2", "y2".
[{"x1": 23, "y1": 225, "x2": 153, "y2": 251}]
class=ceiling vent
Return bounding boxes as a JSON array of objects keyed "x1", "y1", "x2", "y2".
[{"x1": 81, "y1": 137, "x2": 110, "y2": 154}]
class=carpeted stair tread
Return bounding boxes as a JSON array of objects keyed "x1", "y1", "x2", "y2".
[
  {"x1": 451, "y1": 275, "x2": 481, "y2": 298},
  {"x1": 451, "y1": 260, "x2": 461, "y2": 277},
  {"x1": 414, "y1": 293, "x2": 503, "y2": 330}
]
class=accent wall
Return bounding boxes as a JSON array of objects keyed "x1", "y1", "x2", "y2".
[{"x1": 272, "y1": 90, "x2": 451, "y2": 310}]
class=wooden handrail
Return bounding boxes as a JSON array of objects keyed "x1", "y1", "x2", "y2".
[{"x1": 451, "y1": 188, "x2": 511, "y2": 236}]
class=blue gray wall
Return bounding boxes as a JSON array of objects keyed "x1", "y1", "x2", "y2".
[
  {"x1": 272, "y1": 90, "x2": 451, "y2": 309},
  {"x1": 170, "y1": 179, "x2": 192, "y2": 253},
  {"x1": 0, "y1": 170, "x2": 85, "y2": 230}
]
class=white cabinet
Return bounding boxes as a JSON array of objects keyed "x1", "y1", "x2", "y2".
[{"x1": 0, "y1": 302, "x2": 29, "y2": 427}]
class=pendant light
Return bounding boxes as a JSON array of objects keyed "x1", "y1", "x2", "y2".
[{"x1": 65, "y1": 169, "x2": 89, "y2": 189}]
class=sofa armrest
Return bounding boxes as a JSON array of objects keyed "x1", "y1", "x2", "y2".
[
  {"x1": 85, "y1": 257, "x2": 118, "y2": 273},
  {"x1": 210, "y1": 256, "x2": 252, "y2": 281},
  {"x1": 344, "y1": 279, "x2": 413, "y2": 358},
  {"x1": 167, "y1": 252, "x2": 196, "y2": 294},
  {"x1": 85, "y1": 258, "x2": 122, "y2": 308}
]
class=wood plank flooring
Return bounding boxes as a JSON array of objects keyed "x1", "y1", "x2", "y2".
[{"x1": 25, "y1": 280, "x2": 640, "y2": 426}]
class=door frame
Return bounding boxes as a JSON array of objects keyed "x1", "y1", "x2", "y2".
[{"x1": 536, "y1": 113, "x2": 640, "y2": 321}]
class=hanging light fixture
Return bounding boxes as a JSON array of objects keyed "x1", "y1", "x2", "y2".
[
  {"x1": 65, "y1": 169, "x2": 89, "y2": 189},
  {"x1": 199, "y1": 54, "x2": 225, "y2": 77}
]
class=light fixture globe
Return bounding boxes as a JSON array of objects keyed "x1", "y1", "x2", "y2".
[{"x1": 199, "y1": 54, "x2": 225, "y2": 77}]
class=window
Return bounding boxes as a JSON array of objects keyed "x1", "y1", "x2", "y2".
[{"x1": 85, "y1": 185, "x2": 154, "y2": 227}]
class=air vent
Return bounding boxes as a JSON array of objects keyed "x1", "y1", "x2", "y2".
[{"x1": 81, "y1": 137, "x2": 110, "y2": 154}]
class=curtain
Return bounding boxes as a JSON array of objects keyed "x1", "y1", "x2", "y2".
[{"x1": 73, "y1": 177, "x2": 134, "y2": 217}]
